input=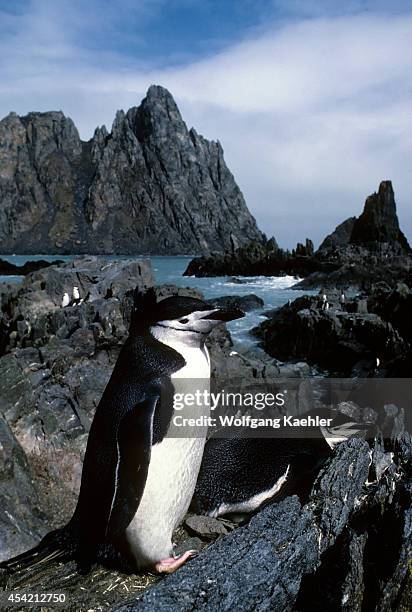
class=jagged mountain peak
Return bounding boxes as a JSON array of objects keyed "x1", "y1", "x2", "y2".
[
  {"x1": 0, "y1": 85, "x2": 262, "y2": 255},
  {"x1": 145, "y1": 83, "x2": 179, "y2": 106}
]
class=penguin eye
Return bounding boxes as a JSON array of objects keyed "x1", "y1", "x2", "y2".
[{"x1": 179, "y1": 318, "x2": 189, "y2": 324}]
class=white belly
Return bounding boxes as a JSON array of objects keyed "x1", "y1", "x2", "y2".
[{"x1": 125, "y1": 342, "x2": 210, "y2": 567}]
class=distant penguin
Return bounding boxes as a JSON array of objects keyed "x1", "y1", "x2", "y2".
[
  {"x1": 70, "y1": 286, "x2": 81, "y2": 306},
  {"x1": 61, "y1": 292, "x2": 70, "y2": 308},
  {"x1": 193, "y1": 408, "x2": 372, "y2": 519},
  {"x1": 375, "y1": 357, "x2": 381, "y2": 375},
  {"x1": 0, "y1": 288, "x2": 244, "y2": 577}
]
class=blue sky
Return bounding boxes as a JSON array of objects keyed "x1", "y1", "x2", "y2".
[{"x1": 1, "y1": 0, "x2": 412, "y2": 247}]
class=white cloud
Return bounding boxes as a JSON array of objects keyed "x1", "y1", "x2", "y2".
[{"x1": 0, "y1": 4, "x2": 411, "y2": 247}]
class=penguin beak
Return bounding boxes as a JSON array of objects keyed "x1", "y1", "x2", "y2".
[{"x1": 200, "y1": 307, "x2": 245, "y2": 322}]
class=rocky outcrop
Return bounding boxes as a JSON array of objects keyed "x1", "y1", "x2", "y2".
[
  {"x1": 293, "y1": 252, "x2": 412, "y2": 291},
  {"x1": 0, "y1": 257, "x2": 154, "y2": 354},
  {"x1": 185, "y1": 182, "x2": 411, "y2": 290},
  {"x1": 184, "y1": 237, "x2": 321, "y2": 278},
  {"x1": 254, "y1": 298, "x2": 404, "y2": 376},
  {"x1": 0, "y1": 415, "x2": 46, "y2": 560},
  {"x1": 0, "y1": 86, "x2": 262, "y2": 255},
  {"x1": 318, "y1": 181, "x2": 410, "y2": 255},
  {"x1": 254, "y1": 288, "x2": 412, "y2": 377},
  {"x1": 350, "y1": 181, "x2": 410, "y2": 252},
  {"x1": 296, "y1": 181, "x2": 412, "y2": 289},
  {"x1": 367, "y1": 282, "x2": 412, "y2": 343},
  {"x1": 207, "y1": 293, "x2": 264, "y2": 312},
  {"x1": 366, "y1": 282, "x2": 412, "y2": 377},
  {"x1": 0, "y1": 259, "x2": 63, "y2": 276},
  {"x1": 318, "y1": 217, "x2": 356, "y2": 252}
]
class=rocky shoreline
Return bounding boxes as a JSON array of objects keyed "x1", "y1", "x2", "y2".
[
  {"x1": 184, "y1": 181, "x2": 412, "y2": 292},
  {"x1": 0, "y1": 258, "x2": 63, "y2": 277},
  {"x1": 0, "y1": 257, "x2": 410, "y2": 610}
]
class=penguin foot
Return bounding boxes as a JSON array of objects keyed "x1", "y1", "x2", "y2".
[{"x1": 154, "y1": 549, "x2": 197, "y2": 574}]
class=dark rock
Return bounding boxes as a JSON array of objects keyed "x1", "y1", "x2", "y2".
[
  {"x1": 21, "y1": 256, "x2": 154, "y2": 308},
  {"x1": 173, "y1": 537, "x2": 204, "y2": 556},
  {"x1": 0, "y1": 258, "x2": 64, "y2": 276},
  {"x1": 154, "y1": 284, "x2": 201, "y2": 300},
  {"x1": 296, "y1": 182, "x2": 412, "y2": 289},
  {"x1": 0, "y1": 346, "x2": 102, "y2": 529},
  {"x1": 318, "y1": 181, "x2": 410, "y2": 256},
  {"x1": 367, "y1": 282, "x2": 412, "y2": 343},
  {"x1": 0, "y1": 415, "x2": 46, "y2": 560},
  {"x1": 184, "y1": 237, "x2": 320, "y2": 278},
  {"x1": 295, "y1": 238, "x2": 314, "y2": 257},
  {"x1": 114, "y1": 436, "x2": 411, "y2": 611},
  {"x1": 207, "y1": 293, "x2": 264, "y2": 312},
  {"x1": 253, "y1": 295, "x2": 408, "y2": 375},
  {"x1": 0, "y1": 257, "x2": 153, "y2": 353},
  {"x1": 0, "y1": 86, "x2": 262, "y2": 255},
  {"x1": 318, "y1": 217, "x2": 357, "y2": 252},
  {"x1": 350, "y1": 181, "x2": 410, "y2": 252},
  {"x1": 293, "y1": 252, "x2": 412, "y2": 290},
  {"x1": 207, "y1": 333, "x2": 281, "y2": 382},
  {"x1": 227, "y1": 277, "x2": 248, "y2": 284}
]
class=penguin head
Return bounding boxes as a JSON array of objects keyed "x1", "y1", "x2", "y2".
[{"x1": 131, "y1": 288, "x2": 244, "y2": 343}]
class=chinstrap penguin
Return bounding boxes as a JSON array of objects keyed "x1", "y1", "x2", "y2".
[
  {"x1": 61, "y1": 292, "x2": 70, "y2": 308},
  {"x1": 71, "y1": 285, "x2": 82, "y2": 305},
  {"x1": 0, "y1": 288, "x2": 244, "y2": 578},
  {"x1": 193, "y1": 408, "x2": 374, "y2": 519}
]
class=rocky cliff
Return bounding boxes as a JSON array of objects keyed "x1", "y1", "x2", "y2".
[{"x1": 0, "y1": 86, "x2": 262, "y2": 255}]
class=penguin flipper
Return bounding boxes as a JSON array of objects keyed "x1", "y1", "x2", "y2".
[{"x1": 103, "y1": 398, "x2": 157, "y2": 539}]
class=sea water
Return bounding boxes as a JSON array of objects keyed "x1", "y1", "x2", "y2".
[{"x1": 0, "y1": 255, "x2": 314, "y2": 348}]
